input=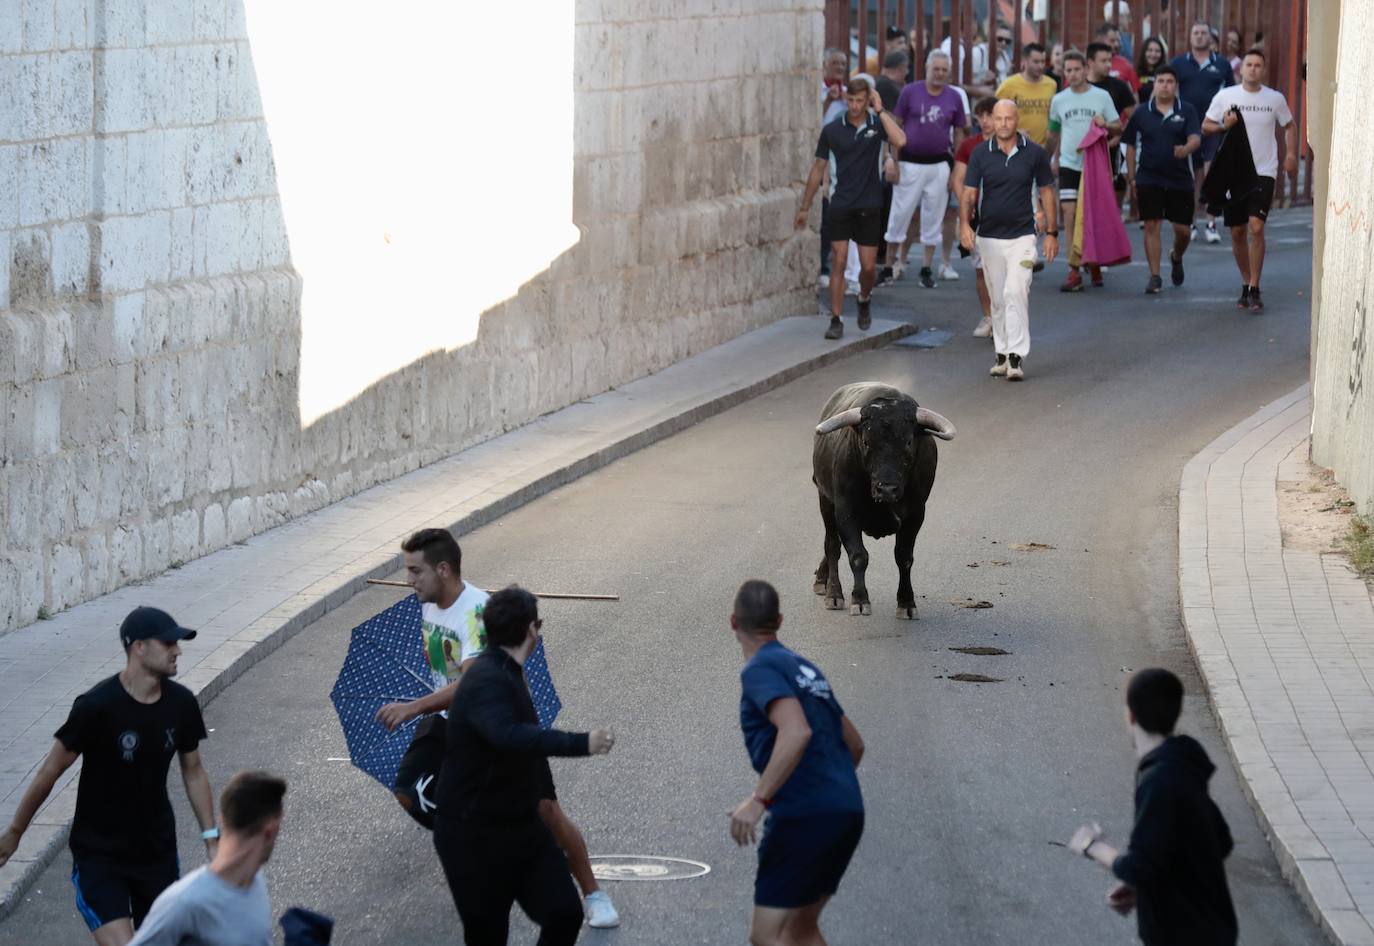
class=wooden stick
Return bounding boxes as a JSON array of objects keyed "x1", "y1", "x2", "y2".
[{"x1": 366, "y1": 578, "x2": 618, "y2": 601}]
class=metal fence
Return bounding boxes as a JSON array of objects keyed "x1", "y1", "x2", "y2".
[{"x1": 825, "y1": 0, "x2": 1311, "y2": 205}]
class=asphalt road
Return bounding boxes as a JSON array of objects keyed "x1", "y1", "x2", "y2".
[{"x1": 5, "y1": 211, "x2": 1324, "y2": 945}]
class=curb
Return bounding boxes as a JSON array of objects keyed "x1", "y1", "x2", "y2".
[{"x1": 0, "y1": 316, "x2": 913, "y2": 919}]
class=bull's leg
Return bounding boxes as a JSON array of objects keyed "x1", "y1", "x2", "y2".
[
  {"x1": 818, "y1": 496, "x2": 845, "y2": 609},
  {"x1": 894, "y1": 510, "x2": 924, "y2": 620},
  {"x1": 836, "y1": 517, "x2": 872, "y2": 616}
]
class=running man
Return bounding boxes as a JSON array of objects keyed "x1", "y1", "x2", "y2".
[
  {"x1": 1046, "y1": 52, "x2": 1119, "y2": 293},
  {"x1": 1123, "y1": 66, "x2": 1200, "y2": 293},
  {"x1": 0, "y1": 607, "x2": 217, "y2": 946},
  {"x1": 797, "y1": 79, "x2": 907, "y2": 339},
  {"x1": 960, "y1": 100, "x2": 1058, "y2": 382},
  {"x1": 729, "y1": 580, "x2": 865, "y2": 946},
  {"x1": 1202, "y1": 49, "x2": 1297, "y2": 313},
  {"x1": 951, "y1": 96, "x2": 998, "y2": 336},
  {"x1": 885, "y1": 50, "x2": 966, "y2": 289},
  {"x1": 1172, "y1": 20, "x2": 1235, "y2": 244},
  {"x1": 375, "y1": 528, "x2": 620, "y2": 929}
]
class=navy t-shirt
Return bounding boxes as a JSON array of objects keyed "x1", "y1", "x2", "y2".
[
  {"x1": 1123, "y1": 99, "x2": 1201, "y2": 190},
  {"x1": 816, "y1": 111, "x2": 888, "y2": 211},
  {"x1": 964, "y1": 135, "x2": 1054, "y2": 240},
  {"x1": 739, "y1": 641, "x2": 862, "y2": 818},
  {"x1": 1171, "y1": 51, "x2": 1234, "y2": 116}
]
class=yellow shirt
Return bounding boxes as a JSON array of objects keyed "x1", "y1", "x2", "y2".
[{"x1": 995, "y1": 74, "x2": 1059, "y2": 146}]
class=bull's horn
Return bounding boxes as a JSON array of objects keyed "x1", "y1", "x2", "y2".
[
  {"x1": 815, "y1": 407, "x2": 864, "y2": 434},
  {"x1": 917, "y1": 407, "x2": 956, "y2": 441}
]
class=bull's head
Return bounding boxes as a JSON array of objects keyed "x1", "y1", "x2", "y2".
[{"x1": 815, "y1": 399, "x2": 955, "y2": 503}]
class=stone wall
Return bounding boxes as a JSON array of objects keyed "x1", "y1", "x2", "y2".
[
  {"x1": 0, "y1": 0, "x2": 820, "y2": 632},
  {"x1": 1310, "y1": 0, "x2": 1374, "y2": 516}
]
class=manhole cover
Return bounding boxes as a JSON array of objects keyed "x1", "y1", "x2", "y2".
[{"x1": 589, "y1": 855, "x2": 711, "y2": 882}]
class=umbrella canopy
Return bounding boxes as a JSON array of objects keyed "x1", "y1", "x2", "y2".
[{"x1": 330, "y1": 593, "x2": 562, "y2": 791}]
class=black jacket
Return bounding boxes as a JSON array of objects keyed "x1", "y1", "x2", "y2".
[
  {"x1": 1201, "y1": 110, "x2": 1260, "y2": 217},
  {"x1": 435, "y1": 648, "x2": 589, "y2": 822},
  {"x1": 1112, "y1": 735, "x2": 1237, "y2": 946}
]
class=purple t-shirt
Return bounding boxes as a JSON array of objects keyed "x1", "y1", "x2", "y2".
[{"x1": 893, "y1": 82, "x2": 966, "y2": 161}]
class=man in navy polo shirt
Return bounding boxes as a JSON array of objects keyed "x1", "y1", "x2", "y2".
[
  {"x1": 1172, "y1": 19, "x2": 1233, "y2": 243},
  {"x1": 960, "y1": 100, "x2": 1058, "y2": 382},
  {"x1": 1124, "y1": 66, "x2": 1201, "y2": 294},
  {"x1": 728, "y1": 580, "x2": 865, "y2": 946},
  {"x1": 797, "y1": 78, "x2": 907, "y2": 340}
]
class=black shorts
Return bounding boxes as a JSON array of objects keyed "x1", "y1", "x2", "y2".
[
  {"x1": 1191, "y1": 132, "x2": 1222, "y2": 171},
  {"x1": 396, "y1": 714, "x2": 446, "y2": 829},
  {"x1": 828, "y1": 206, "x2": 884, "y2": 247},
  {"x1": 1223, "y1": 176, "x2": 1276, "y2": 227},
  {"x1": 1058, "y1": 167, "x2": 1081, "y2": 201},
  {"x1": 1136, "y1": 186, "x2": 1195, "y2": 225},
  {"x1": 755, "y1": 811, "x2": 864, "y2": 908},
  {"x1": 71, "y1": 854, "x2": 178, "y2": 931}
]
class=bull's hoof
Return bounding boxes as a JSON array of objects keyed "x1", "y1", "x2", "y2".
[
  {"x1": 896, "y1": 605, "x2": 918, "y2": 620},
  {"x1": 812, "y1": 581, "x2": 827, "y2": 595},
  {"x1": 849, "y1": 602, "x2": 872, "y2": 616},
  {"x1": 824, "y1": 595, "x2": 846, "y2": 610}
]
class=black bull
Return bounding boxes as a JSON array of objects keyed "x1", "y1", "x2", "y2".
[{"x1": 811, "y1": 382, "x2": 955, "y2": 617}]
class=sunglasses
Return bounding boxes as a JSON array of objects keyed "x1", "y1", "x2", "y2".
[{"x1": 997, "y1": 36, "x2": 1012, "y2": 44}]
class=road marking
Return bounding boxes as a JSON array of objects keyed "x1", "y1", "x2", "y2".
[{"x1": 589, "y1": 855, "x2": 711, "y2": 882}]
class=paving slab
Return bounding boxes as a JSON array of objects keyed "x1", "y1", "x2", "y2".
[
  {"x1": 1180, "y1": 384, "x2": 1374, "y2": 946},
  {"x1": 0, "y1": 314, "x2": 913, "y2": 918}
]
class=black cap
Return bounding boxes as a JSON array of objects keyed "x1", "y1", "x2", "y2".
[
  {"x1": 886, "y1": 24, "x2": 906, "y2": 39},
  {"x1": 120, "y1": 607, "x2": 197, "y2": 648}
]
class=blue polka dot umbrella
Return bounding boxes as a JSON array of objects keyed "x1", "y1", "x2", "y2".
[{"x1": 329, "y1": 594, "x2": 561, "y2": 791}]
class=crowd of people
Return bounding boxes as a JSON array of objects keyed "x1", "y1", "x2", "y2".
[{"x1": 805, "y1": 16, "x2": 1298, "y2": 380}]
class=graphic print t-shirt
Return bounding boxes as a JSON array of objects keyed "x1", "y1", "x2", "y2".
[
  {"x1": 1205, "y1": 85, "x2": 1293, "y2": 178},
  {"x1": 893, "y1": 83, "x2": 966, "y2": 160},
  {"x1": 1048, "y1": 85, "x2": 1119, "y2": 171},
  {"x1": 739, "y1": 642, "x2": 862, "y2": 819},
  {"x1": 55, "y1": 675, "x2": 207, "y2": 860},
  {"x1": 996, "y1": 74, "x2": 1058, "y2": 145},
  {"x1": 421, "y1": 583, "x2": 490, "y2": 690}
]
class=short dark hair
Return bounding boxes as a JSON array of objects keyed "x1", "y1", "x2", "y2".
[
  {"x1": 483, "y1": 586, "x2": 539, "y2": 648},
  {"x1": 1244, "y1": 48, "x2": 1265, "y2": 63},
  {"x1": 401, "y1": 528, "x2": 461, "y2": 574},
  {"x1": 1086, "y1": 42, "x2": 1113, "y2": 61},
  {"x1": 883, "y1": 49, "x2": 908, "y2": 70},
  {"x1": 1152, "y1": 64, "x2": 1179, "y2": 82},
  {"x1": 1062, "y1": 50, "x2": 1087, "y2": 67},
  {"x1": 974, "y1": 96, "x2": 998, "y2": 116},
  {"x1": 733, "y1": 580, "x2": 780, "y2": 633},
  {"x1": 221, "y1": 771, "x2": 286, "y2": 836},
  {"x1": 1023, "y1": 42, "x2": 1046, "y2": 58},
  {"x1": 1126, "y1": 668, "x2": 1184, "y2": 735},
  {"x1": 1094, "y1": 21, "x2": 1118, "y2": 37},
  {"x1": 845, "y1": 77, "x2": 871, "y2": 96}
]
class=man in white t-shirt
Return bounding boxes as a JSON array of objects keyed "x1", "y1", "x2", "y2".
[
  {"x1": 129, "y1": 771, "x2": 284, "y2": 946},
  {"x1": 375, "y1": 528, "x2": 620, "y2": 929},
  {"x1": 1202, "y1": 49, "x2": 1296, "y2": 312}
]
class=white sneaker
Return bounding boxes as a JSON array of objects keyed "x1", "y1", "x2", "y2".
[
  {"x1": 818, "y1": 273, "x2": 830, "y2": 289},
  {"x1": 989, "y1": 354, "x2": 1008, "y2": 377},
  {"x1": 1204, "y1": 223, "x2": 1221, "y2": 244},
  {"x1": 844, "y1": 280, "x2": 860, "y2": 297},
  {"x1": 891, "y1": 262, "x2": 906, "y2": 281},
  {"x1": 973, "y1": 317, "x2": 992, "y2": 338},
  {"x1": 585, "y1": 890, "x2": 620, "y2": 929},
  {"x1": 939, "y1": 263, "x2": 959, "y2": 281}
]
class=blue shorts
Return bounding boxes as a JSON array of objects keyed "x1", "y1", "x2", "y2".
[
  {"x1": 755, "y1": 811, "x2": 864, "y2": 908},
  {"x1": 71, "y1": 854, "x2": 178, "y2": 931}
]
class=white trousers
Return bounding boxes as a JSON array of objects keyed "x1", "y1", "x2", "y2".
[
  {"x1": 976, "y1": 234, "x2": 1036, "y2": 357},
  {"x1": 885, "y1": 161, "x2": 950, "y2": 247}
]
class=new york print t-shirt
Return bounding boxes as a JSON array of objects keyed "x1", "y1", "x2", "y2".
[
  {"x1": 421, "y1": 583, "x2": 490, "y2": 690},
  {"x1": 1048, "y1": 85, "x2": 1119, "y2": 171}
]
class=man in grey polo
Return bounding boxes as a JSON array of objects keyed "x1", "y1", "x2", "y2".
[{"x1": 959, "y1": 100, "x2": 1058, "y2": 381}]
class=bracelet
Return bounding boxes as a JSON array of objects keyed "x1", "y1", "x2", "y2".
[
  {"x1": 752, "y1": 793, "x2": 772, "y2": 809},
  {"x1": 201, "y1": 827, "x2": 220, "y2": 841},
  {"x1": 1045, "y1": 230, "x2": 1058, "y2": 237}
]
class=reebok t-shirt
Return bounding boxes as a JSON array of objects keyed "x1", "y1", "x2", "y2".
[{"x1": 1205, "y1": 85, "x2": 1293, "y2": 178}]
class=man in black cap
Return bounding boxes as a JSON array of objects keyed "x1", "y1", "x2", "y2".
[{"x1": 0, "y1": 606, "x2": 218, "y2": 946}]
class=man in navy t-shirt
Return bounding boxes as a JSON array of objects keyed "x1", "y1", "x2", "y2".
[
  {"x1": 729, "y1": 580, "x2": 865, "y2": 946},
  {"x1": 1171, "y1": 19, "x2": 1233, "y2": 242}
]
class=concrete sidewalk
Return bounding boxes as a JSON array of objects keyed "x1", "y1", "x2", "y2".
[
  {"x1": 1180, "y1": 385, "x2": 1374, "y2": 946},
  {"x1": 0, "y1": 313, "x2": 913, "y2": 917}
]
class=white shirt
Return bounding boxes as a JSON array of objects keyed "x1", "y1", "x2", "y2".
[
  {"x1": 1205, "y1": 84, "x2": 1293, "y2": 178},
  {"x1": 128, "y1": 867, "x2": 271, "y2": 946},
  {"x1": 939, "y1": 38, "x2": 1010, "y2": 82}
]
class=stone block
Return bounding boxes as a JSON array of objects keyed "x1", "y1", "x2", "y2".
[
  {"x1": 141, "y1": 517, "x2": 171, "y2": 575},
  {"x1": 96, "y1": 214, "x2": 149, "y2": 293},
  {"x1": 55, "y1": 0, "x2": 90, "y2": 50},
  {"x1": 201, "y1": 502, "x2": 226, "y2": 552},
  {"x1": 50, "y1": 220, "x2": 91, "y2": 296},
  {"x1": 170, "y1": 507, "x2": 199, "y2": 563},
  {"x1": 95, "y1": 48, "x2": 151, "y2": 133},
  {"x1": 146, "y1": 425, "x2": 188, "y2": 505},
  {"x1": 61, "y1": 366, "x2": 117, "y2": 447},
  {"x1": 168, "y1": 206, "x2": 195, "y2": 281},
  {"x1": 109, "y1": 525, "x2": 142, "y2": 585},
  {"x1": 167, "y1": 44, "x2": 216, "y2": 125},
  {"x1": 70, "y1": 301, "x2": 112, "y2": 371},
  {"x1": 22, "y1": 0, "x2": 56, "y2": 52},
  {"x1": 226, "y1": 495, "x2": 253, "y2": 542},
  {"x1": 49, "y1": 50, "x2": 93, "y2": 136},
  {"x1": 112, "y1": 291, "x2": 145, "y2": 362},
  {"x1": 0, "y1": 7, "x2": 22, "y2": 54},
  {"x1": 193, "y1": 0, "x2": 225, "y2": 41},
  {"x1": 0, "y1": 550, "x2": 45, "y2": 630},
  {"x1": 48, "y1": 542, "x2": 83, "y2": 612},
  {"x1": 38, "y1": 451, "x2": 73, "y2": 539},
  {"x1": 72, "y1": 444, "x2": 100, "y2": 528},
  {"x1": 9, "y1": 227, "x2": 52, "y2": 306},
  {"x1": 146, "y1": 0, "x2": 195, "y2": 45},
  {"x1": 0, "y1": 229, "x2": 10, "y2": 309},
  {"x1": 3, "y1": 461, "x2": 41, "y2": 545},
  {"x1": 224, "y1": 0, "x2": 246, "y2": 39},
  {"x1": 31, "y1": 377, "x2": 61, "y2": 456},
  {"x1": 124, "y1": 130, "x2": 165, "y2": 214},
  {"x1": 96, "y1": 442, "x2": 127, "y2": 520},
  {"x1": 0, "y1": 144, "x2": 17, "y2": 229},
  {"x1": 81, "y1": 530, "x2": 108, "y2": 598}
]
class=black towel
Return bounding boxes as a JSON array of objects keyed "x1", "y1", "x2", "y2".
[{"x1": 1201, "y1": 109, "x2": 1261, "y2": 218}]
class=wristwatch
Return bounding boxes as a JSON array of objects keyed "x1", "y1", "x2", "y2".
[{"x1": 1045, "y1": 230, "x2": 1059, "y2": 237}]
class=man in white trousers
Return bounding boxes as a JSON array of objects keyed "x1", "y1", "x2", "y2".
[
  {"x1": 959, "y1": 100, "x2": 1058, "y2": 381},
  {"x1": 887, "y1": 50, "x2": 966, "y2": 289}
]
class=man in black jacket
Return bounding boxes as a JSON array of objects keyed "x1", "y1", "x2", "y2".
[
  {"x1": 433, "y1": 587, "x2": 615, "y2": 946},
  {"x1": 1068, "y1": 668, "x2": 1237, "y2": 946}
]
